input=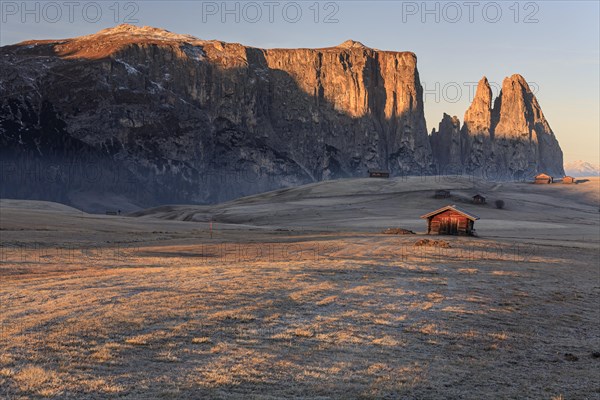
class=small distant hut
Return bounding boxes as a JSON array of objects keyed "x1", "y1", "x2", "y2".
[
  {"x1": 434, "y1": 190, "x2": 451, "y2": 199},
  {"x1": 472, "y1": 194, "x2": 486, "y2": 204},
  {"x1": 534, "y1": 173, "x2": 553, "y2": 184},
  {"x1": 562, "y1": 176, "x2": 576, "y2": 184},
  {"x1": 369, "y1": 170, "x2": 390, "y2": 178},
  {"x1": 420, "y1": 205, "x2": 480, "y2": 236}
]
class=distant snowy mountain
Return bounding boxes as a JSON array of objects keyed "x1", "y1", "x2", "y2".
[{"x1": 564, "y1": 160, "x2": 600, "y2": 177}]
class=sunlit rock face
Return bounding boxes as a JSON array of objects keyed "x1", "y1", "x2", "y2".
[
  {"x1": 431, "y1": 75, "x2": 564, "y2": 180},
  {"x1": 0, "y1": 25, "x2": 433, "y2": 211},
  {"x1": 460, "y1": 76, "x2": 495, "y2": 177},
  {"x1": 491, "y1": 74, "x2": 564, "y2": 178}
]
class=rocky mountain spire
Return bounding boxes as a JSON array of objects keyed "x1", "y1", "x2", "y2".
[
  {"x1": 463, "y1": 76, "x2": 493, "y2": 136},
  {"x1": 460, "y1": 76, "x2": 494, "y2": 175},
  {"x1": 430, "y1": 113, "x2": 462, "y2": 173},
  {"x1": 435, "y1": 74, "x2": 564, "y2": 179},
  {"x1": 491, "y1": 74, "x2": 564, "y2": 177},
  {"x1": 493, "y1": 74, "x2": 539, "y2": 139}
]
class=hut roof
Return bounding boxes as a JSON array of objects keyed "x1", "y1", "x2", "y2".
[
  {"x1": 535, "y1": 173, "x2": 552, "y2": 179},
  {"x1": 420, "y1": 205, "x2": 480, "y2": 221}
]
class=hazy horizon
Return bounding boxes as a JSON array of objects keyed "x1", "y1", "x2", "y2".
[{"x1": 1, "y1": 1, "x2": 598, "y2": 164}]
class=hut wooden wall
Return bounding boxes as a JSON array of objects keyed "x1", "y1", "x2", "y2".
[{"x1": 429, "y1": 210, "x2": 472, "y2": 235}]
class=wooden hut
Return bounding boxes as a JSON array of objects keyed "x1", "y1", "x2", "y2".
[
  {"x1": 472, "y1": 194, "x2": 486, "y2": 204},
  {"x1": 562, "y1": 176, "x2": 576, "y2": 184},
  {"x1": 420, "y1": 205, "x2": 480, "y2": 236},
  {"x1": 434, "y1": 190, "x2": 451, "y2": 199},
  {"x1": 368, "y1": 170, "x2": 390, "y2": 178},
  {"x1": 534, "y1": 173, "x2": 553, "y2": 184}
]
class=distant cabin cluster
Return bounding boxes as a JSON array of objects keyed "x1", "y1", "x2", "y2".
[
  {"x1": 534, "y1": 173, "x2": 576, "y2": 184},
  {"x1": 368, "y1": 170, "x2": 576, "y2": 184},
  {"x1": 369, "y1": 170, "x2": 578, "y2": 237}
]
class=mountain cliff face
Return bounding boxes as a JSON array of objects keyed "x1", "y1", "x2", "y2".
[
  {"x1": 461, "y1": 76, "x2": 494, "y2": 175},
  {"x1": 0, "y1": 25, "x2": 565, "y2": 211},
  {"x1": 0, "y1": 25, "x2": 433, "y2": 211},
  {"x1": 432, "y1": 74, "x2": 564, "y2": 179},
  {"x1": 492, "y1": 74, "x2": 564, "y2": 178},
  {"x1": 429, "y1": 113, "x2": 462, "y2": 173}
]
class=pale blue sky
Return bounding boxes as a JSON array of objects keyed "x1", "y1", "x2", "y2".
[{"x1": 1, "y1": 1, "x2": 598, "y2": 163}]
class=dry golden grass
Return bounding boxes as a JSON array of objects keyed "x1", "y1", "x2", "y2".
[
  {"x1": 490, "y1": 270, "x2": 521, "y2": 276},
  {"x1": 12, "y1": 365, "x2": 60, "y2": 396},
  {"x1": 489, "y1": 331, "x2": 509, "y2": 341},
  {"x1": 0, "y1": 232, "x2": 598, "y2": 398},
  {"x1": 372, "y1": 335, "x2": 402, "y2": 347},
  {"x1": 191, "y1": 337, "x2": 212, "y2": 344}
]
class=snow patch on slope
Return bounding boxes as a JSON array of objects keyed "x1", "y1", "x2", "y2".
[
  {"x1": 116, "y1": 59, "x2": 140, "y2": 75},
  {"x1": 181, "y1": 44, "x2": 205, "y2": 61}
]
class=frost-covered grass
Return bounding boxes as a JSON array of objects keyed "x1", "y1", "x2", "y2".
[{"x1": 0, "y1": 235, "x2": 597, "y2": 399}]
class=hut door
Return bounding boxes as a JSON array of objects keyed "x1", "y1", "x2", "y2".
[
  {"x1": 440, "y1": 218, "x2": 459, "y2": 235},
  {"x1": 449, "y1": 218, "x2": 459, "y2": 234}
]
